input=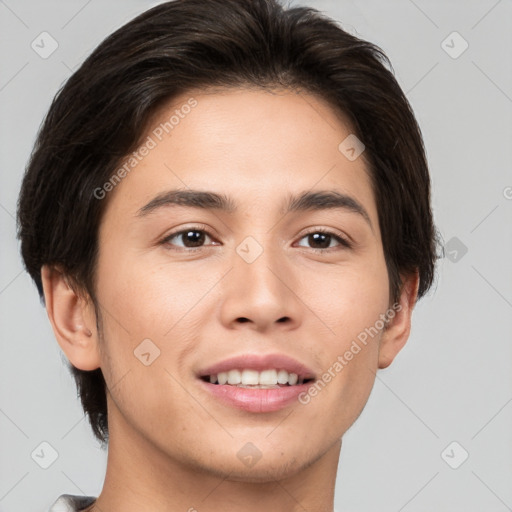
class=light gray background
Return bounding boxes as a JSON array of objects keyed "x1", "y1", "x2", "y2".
[{"x1": 1, "y1": 1, "x2": 511, "y2": 511}]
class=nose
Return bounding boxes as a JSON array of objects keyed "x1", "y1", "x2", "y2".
[{"x1": 218, "y1": 238, "x2": 303, "y2": 332}]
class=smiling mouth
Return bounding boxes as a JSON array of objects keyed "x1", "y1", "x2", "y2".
[{"x1": 200, "y1": 368, "x2": 314, "y2": 388}]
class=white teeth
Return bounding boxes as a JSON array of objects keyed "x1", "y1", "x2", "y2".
[
  {"x1": 241, "y1": 369, "x2": 259, "y2": 385},
  {"x1": 277, "y1": 369, "x2": 289, "y2": 384},
  {"x1": 206, "y1": 369, "x2": 304, "y2": 386},
  {"x1": 259, "y1": 369, "x2": 277, "y2": 385},
  {"x1": 227, "y1": 369, "x2": 241, "y2": 385}
]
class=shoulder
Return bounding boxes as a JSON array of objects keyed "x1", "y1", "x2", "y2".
[{"x1": 48, "y1": 494, "x2": 97, "y2": 512}]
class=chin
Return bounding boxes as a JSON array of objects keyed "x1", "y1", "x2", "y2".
[
  {"x1": 221, "y1": 458, "x2": 307, "y2": 483},
  {"x1": 183, "y1": 449, "x2": 311, "y2": 483}
]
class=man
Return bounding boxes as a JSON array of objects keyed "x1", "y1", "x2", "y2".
[{"x1": 17, "y1": 0, "x2": 438, "y2": 510}]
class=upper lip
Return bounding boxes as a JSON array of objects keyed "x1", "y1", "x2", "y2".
[{"x1": 197, "y1": 353, "x2": 317, "y2": 380}]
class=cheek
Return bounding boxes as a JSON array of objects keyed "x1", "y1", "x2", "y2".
[
  {"x1": 95, "y1": 246, "x2": 208, "y2": 335},
  {"x1": 301, "y1": 256, "x2": 390, "y2": 340},
  {"x1": 92, "y1": 248, "x2": 228, "y2": 396},
  {"x1": 92, "y1": 251, "x2": 205, "y2": 433},
  {"x1": 298, "y1": 253, "x2": 388, "y2": 404}
]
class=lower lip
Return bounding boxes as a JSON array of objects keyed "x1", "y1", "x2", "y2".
[{"x1": 198, "y1": 379, "x2": 312, "y2": 413}]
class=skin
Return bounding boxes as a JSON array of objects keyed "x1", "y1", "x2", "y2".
[{"x1": 42, "y1": 87, "x2": 418, "y2": 512}]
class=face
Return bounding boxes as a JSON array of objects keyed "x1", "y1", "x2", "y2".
[{"x1": 79, "y1": 87, "x2": 402, "y2": 480}]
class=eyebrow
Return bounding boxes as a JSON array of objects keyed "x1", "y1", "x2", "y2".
[{"x1": 136, "y1": 188, "x2": 372, "y2": 228}]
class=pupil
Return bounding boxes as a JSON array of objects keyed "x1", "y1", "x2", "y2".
[
  {"x1": 309, "y1": 233, "x2": 330, "y2": 248},
  {"x1": 184, "y1": 230, "x2": 204, "y2": 247}
]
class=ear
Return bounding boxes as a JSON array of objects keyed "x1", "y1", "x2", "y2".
[
  {"x1": 41, "y1": 265, "x2": 101, "y2": 371},
  {"x1": 378, "y1": 272, "x2": 420, "y2": 369}
]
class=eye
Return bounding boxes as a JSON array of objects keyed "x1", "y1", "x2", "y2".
[
  {"x1": 159, "y1": 226, "x2": 351, "y2": 252},
  {"x1": 296, "y1": 229, "x2": 351, "y2": 251},
  {"x1": 161, "y1": 226, "x2": 217, "y2": 250}
]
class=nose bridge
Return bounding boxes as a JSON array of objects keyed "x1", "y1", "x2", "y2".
[
  {"x1": 234, "y1": 233, "x2": 288, "y2": 297},
  {"x1": 219, "y1": 232, "x2": 301, "y2": 329}
]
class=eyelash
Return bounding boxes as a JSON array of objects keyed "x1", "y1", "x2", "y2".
[{"x1": 159, "y1": 225, "x2": 352, "y2": 253}]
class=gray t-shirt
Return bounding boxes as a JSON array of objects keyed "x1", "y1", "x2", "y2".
[{"x1": 48, "y1": 494, "x2": 97, "y2": 511}]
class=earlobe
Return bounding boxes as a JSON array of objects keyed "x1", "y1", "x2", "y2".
[
  {"x1": 377, "y1": 272, "x2": 420, "y2": 369},
  {"x1": 41, "y1": 265, "x2": 101, "y2": 371}
]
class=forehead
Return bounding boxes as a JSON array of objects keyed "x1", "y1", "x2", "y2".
[{"x1": 103, "y1": 87, "x2": 376, "y2": 222}]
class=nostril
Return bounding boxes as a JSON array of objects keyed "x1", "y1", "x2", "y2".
[{"x1": 237, "y1": 317, "x2": 250, "y2": 323}]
